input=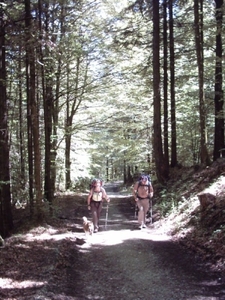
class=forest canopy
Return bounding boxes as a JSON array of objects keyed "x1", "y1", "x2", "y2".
[{"x1": 0, "y1": 0, "x2": 224, "y2": 236}]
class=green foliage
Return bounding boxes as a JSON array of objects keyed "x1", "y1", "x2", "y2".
[
  {"x1": 72, "y1": 176, "x2": 91, "y2": 191},
  {"x1": 157, "y1": 188, "x2": 179, "y2": 217},
  {"x1": 4, "y1": 0, "x2": 224, "y2": 204}
]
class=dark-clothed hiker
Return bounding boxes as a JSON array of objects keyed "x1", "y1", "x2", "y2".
[{"x1": 133, "y1": 175, "x2": 154, "y2": 229}]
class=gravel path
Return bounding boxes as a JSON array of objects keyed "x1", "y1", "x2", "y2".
[
  {"x1": 66, "y1": 183, "x2": 225, "y2": 300},
  {"x1": 1, "y1": 182, "x2": 225, "y2": 299}
]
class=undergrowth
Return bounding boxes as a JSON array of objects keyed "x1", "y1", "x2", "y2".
[{"x1": 155, "y1": 163, "x2": 225, "y2": 273}]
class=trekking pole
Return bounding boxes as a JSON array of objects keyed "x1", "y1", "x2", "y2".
[
  {"x1": 105, "y1": 203, "x2": 109, "y2": 229},
  {"x1": 134, "y1": 203, "x2": 138, "y2": 219},
  {"x1": 150, "y1": 199, "x2": 153, "y2": 224}
]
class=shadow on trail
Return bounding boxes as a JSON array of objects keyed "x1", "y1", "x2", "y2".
[
  {"x1": 69, "y1": 181, "x2": 225, "y2": 300},
  {"x1": 69, "y1": 228, "x2": 225, "y2": 300},
  {"x1": 2, "y1": 182, "x2": 225, "y2": 300},
  {"x1": 46, "y1": 182, "x2": 225, "y2": 300}
]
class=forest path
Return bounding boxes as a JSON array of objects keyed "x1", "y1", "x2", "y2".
[
  {"x1": 55, "y1": 181, "x2": 225, "y2": 299},
  {"x1": 0, "y1": 182, "x2": 225, "y2": 299}
]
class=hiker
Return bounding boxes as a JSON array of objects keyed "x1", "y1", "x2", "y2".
[
  {"x1": 87, "y1": 178, "x2": 110, "y2": 232},
  {"x1": 133, "y1": 174, "x2": 154, "y2": 229}
]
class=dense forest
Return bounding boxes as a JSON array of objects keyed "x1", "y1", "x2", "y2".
[{"x1": 0, "y1": 0, "x2": 224, "y2": 237}]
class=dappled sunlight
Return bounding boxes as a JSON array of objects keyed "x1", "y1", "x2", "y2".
[
  {"x1": 0, "y1": 277, "x2": 46, "y2": 289},
  {"x1": 107, "y1": 194, "x2": 133, "y2": 199},
  {"x1": 19, "y1": 223, "x2": 171, "y2": 247},
  {"x1": 24, "y1": 231, "x2": 77, "y2": 242},
  {"x1": 11, "y1": 214, "x2": 171, "y2": 249},
  {"x1": 187, "y1": 297, "x2": 220, "y2": 300},
  {"x1": 13, "y1": 220, "x2": 172, "y2": 248},
  {"x1": 2, "y1": 181, "x2": 224, "y2": 300},
  {"x1": 79, "y1": 226, "x2": 172, "y2": 248}
]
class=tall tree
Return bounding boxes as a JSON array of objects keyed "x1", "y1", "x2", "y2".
[
  {"x1": 0, "y1": 1, "x2": 13, "y2": 237},
  {"x1": 65, "y1": 57, "x2": 85, "y2": 189},
  {"x1": 194, "y1": 0, "x2": 210, "y2": 165},
  {"x1": 152, "y1": 0, "x2": 169, "y2": 183},
  {"x1": 213, "y1": 0, "x2": 224, "y2": 160},
  {"x1": 163, "y1": 0, "x2": 169, "y2": 169},
  {"x1": 25, "y1": 0, "x2": 43, "y2": 217},
  {"x1": 169, "y1": 0, "x2": 177, "y2": 167},
  {"x1": 38, "y1": 0, "x2": 55, "y2": 203}
]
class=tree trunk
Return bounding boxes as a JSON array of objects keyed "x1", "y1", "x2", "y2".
[
  {"x1": 19, "y1": 44, "x2": 26, "y2": 189},
  {"x1": 38, "y1": 0, "x2": 54, "y2": 203},
  {"x1": 24, "y1": 0, "x2": 34, "y2": 215},
  {"x1": 213, "y1": 0, "x2": 224, "y2": 160},
  {"x1": 163, "y1": 0, "x2": 169, "y2": 170},
  {"x1": 65, "y1": 132, "x2": 72, "y2": 190},
  {"x1": 153, "y1": 0, "x2": 169, "y2": 184},
  {"x1": 64, "y1": 56, "x2": 85, "y2": 189},
  {"x1": 194, "y1": 0, "x2": 210, "y2": 165},
  {"x1": 51, "y1": 6, "x2": 65, "y2": 194},
  {"x1": 44, "y1": 84, "x2": 54, "y2": 201},
  {"x1": 0, "y1": 2, "x2": 13, "y2": 237},
  {"x1": 25, "y1": 0, "x2": 43, "y2": 218},
  {"x1": 169, "y1": 0, "x2": 177, "y2": 167},
  {"x1": 123, "y1": 159, "x2": 127, "y2": 184}
]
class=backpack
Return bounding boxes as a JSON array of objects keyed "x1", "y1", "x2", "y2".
[
  {"x1": 90, "y1": 178, "x2": 103, "y2": 189},
  {"x1": 137, "y1": 174, "x2": 151, "y2": 193},
  {"x1": 91, "y1": 188, "x2": 103, "y2": 201},
  {"x1": 90, "y1": 178, "x2": 104, "y2": 202}
]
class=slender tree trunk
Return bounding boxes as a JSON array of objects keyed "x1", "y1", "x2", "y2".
[
  {"x1": 163, "y1": 0, "x2": 169, "y2": 169},
  {"x1": 163, "y1": 0, "x2": 169, "y2": 168},
  {"x1": 65, "y1": 132, "x2": 72, "y2": 190},
  {"x1": 65, "y1": 63, "x2": 72, "y2": 190},
  {"x1": 0, "y1": 2, "x2": 13, "y2": 237},
  {"x1": 25, "y1": 0, "x2": 34, "y2": 215},
  {"x1": 52, "y1": 62, "x2": 60, "y2": 190},
  {"x1": 64, "y1": 56, "x2": 86, "y2": 189},
  {"x1": 123, "y1": 159, "x2": 126, "y2": 184},
  {"x1": 106, "y1": 157, "x2": 109, "y2": 182},
  {"x1": 44, "y1": 84, "x2": 54, "y2": 201},
  {"x1": 51, "y1": 5, "x2": 65, "y2": 191},
  {"x1": 153, "y1": 0, "x2": 169, "y2": 183},
  {"x1": 127, "y1": 165, "x2": 133, "y2": 184},
  {"x1": 194, "y1": 0, "x2": 210, "y2": 165},
  {"x1": 213, "y1": 0, "x2": 224, "y2": 160},
  {"x1": 169, "y1": 0, "x2": 177, "y2": 167},
  {"x1": 19, "y1": 44, "x2": 26, "y2": 188},
  {"x1": 38, "y1": 0, "x2": 54, "y2": 203},
  {"x1": 25, "y1": 0, "x2": 43, "y2": 218}
]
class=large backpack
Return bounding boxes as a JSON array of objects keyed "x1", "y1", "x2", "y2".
[
  {"x1": 90, "y1": 178, "x2": 104, "y2": 202},
  {"x1": 90, "y1": 178, "x2": 103, "y2": 189},
  {"x1": 137, "y1": 174, "x2": 151, "y2": 193}
]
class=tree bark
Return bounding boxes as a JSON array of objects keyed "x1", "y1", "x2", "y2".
[
  {"x1": 194, "y1": 0, "x2": 210, "y2": 165},
  {"x1": 64, "y1": 56, "x2": 85, "y2": 189},
  {"x1": 169, "y1": 0, "x2": 177, "y2": 167},
  {"x1": 153, "y1": 0, "x2": 169, "y2": 184},
  {"x1": 0, "y1": 2, "x2": 13, "y2": 237},
  {"x1": 163, "y1": 0, "x2": 169, "y2": 170},
  {"x1": 25, "y1": 0, "x2": 43, "y2": 218},
  {"x1": 38, "y1": 0, "x2": 54, "y2": 203},
  {"x1": 213, "y1": 0, "x2": 224, "y2": 160},
  {"x1": 25, "y1": 0, "x2": 34, "y2": 215}
]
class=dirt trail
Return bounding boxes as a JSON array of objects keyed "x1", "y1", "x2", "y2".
[
  {"x1": 1, "y1": 182, "x2": 225, "y2": 299},
  {"x1": 69, "y1": 183, "x2": 225, "y2": 300}
]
